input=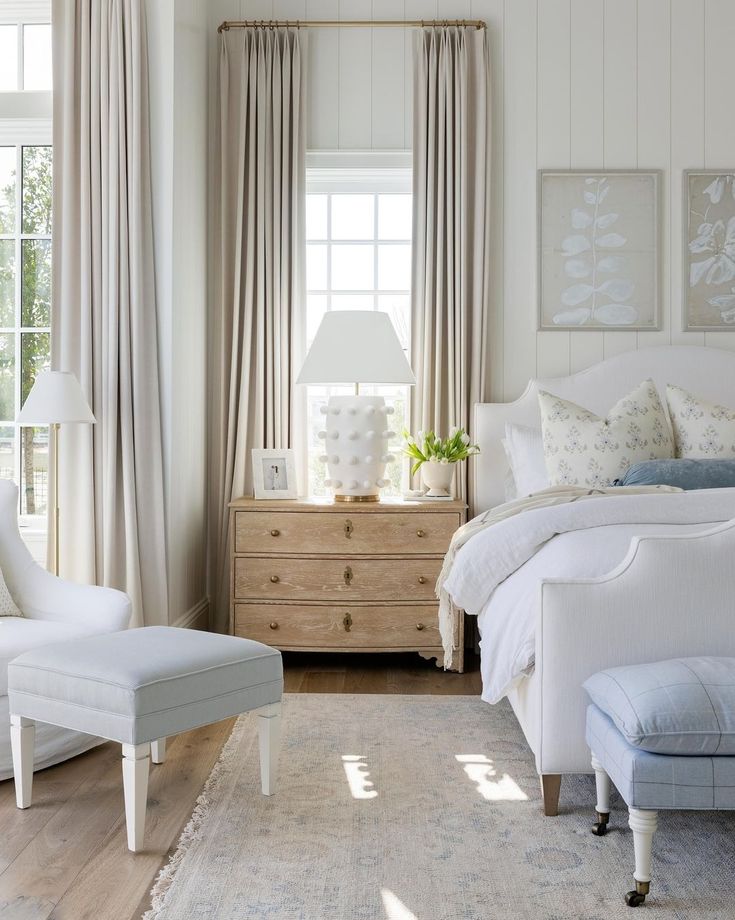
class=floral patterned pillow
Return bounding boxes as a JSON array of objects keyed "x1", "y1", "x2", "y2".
[
  {"x1": 666, "y1": 385, "x2": 735, "y2": 458},
  {"x1": 538, "y1": 379, "x2": 674, "y2": 487}
]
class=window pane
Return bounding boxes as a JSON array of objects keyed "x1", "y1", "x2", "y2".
[
  {"x1": 306, "y1": 194, "x2": 327, "y2": 240},
  {"x1": 22, "y1": 240, "x2": 51, "y2": 327},
  {"x1": 331, "y1": 195, "x2": 373, "y2": 240},
  {"x1": 331, "y1": 294, "x2": 374, "y2": 311},
  {"x1": 306, "y1": 243, "x2": 327, "y2": 290},
  {"x1": 22, "y1": 146, "x2": 52, "y2": 234},
  {"x1": 0, "y1": 147, "x2": 16, "y2": 234},
  {"x1": 378, "y1": 195, "x2": 412, "y2": 240},
  {"x1": 377, "y1": 244, "x2": 411, "y2": 290},
  {"x1": 0, "y1": 240, "x2": 15, "y2": 327},
  {"x1": 0, "y1": 26, "x2": 17, "y2": 91},
  {"x1": 21, "y1": 331, "x2": 49, "y2": 403},
  {"x1": 20, "y1": 426, "x2": 48, "y2": 515},
  {"x1": 306, "y1": 294, "x2": 327, "y2": 346},
  {"x1": 23, "y1": 25, "x2": 52, "y2": 91},
  {"x1": 0, "y1": 333, "x2": 15, "y2": 420},
  {"x1": 0, "y1": 425, "x2": 15, "y2": 481},
  {"x1": 331, "y1": 244, "x2": 373, "y2": 290},
  {"x1": 378, "y1": 294, "x2": 410, "y2": 350}
]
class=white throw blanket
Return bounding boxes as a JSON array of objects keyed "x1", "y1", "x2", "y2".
[{"x1": 437, "y1": 486, "x2": 735, "y2": 669}]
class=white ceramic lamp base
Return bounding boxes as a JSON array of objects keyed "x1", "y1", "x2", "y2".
[{"x1": 318, "y1": 395, "x2": 395, "y2": 502}]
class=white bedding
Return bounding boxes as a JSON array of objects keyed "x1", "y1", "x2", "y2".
[{"x1": 442, "y1": 489, "x2": 735, "y2": 703}]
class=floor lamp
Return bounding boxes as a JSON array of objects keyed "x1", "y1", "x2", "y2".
[{"x1": 16, "y1": 371, "x2": 96, "y2": 576}]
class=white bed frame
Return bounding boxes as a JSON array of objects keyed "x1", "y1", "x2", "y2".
[{"x1": 472, "y1": 346, "x2": 735, "y2": 815}]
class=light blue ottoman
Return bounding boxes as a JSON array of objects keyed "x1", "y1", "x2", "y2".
[{"x1": 584, "y1": 657, "x2": 735, "y2": 907}]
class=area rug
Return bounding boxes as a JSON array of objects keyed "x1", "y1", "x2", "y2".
[{"x1": 144, "y1": 695, "x2": 735, "y2": 920}]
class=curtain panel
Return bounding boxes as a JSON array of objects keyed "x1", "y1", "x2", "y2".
[
  {"x1": 410, "y1": 26, "x2": 492, "y2": 510},
  {"x1": 51, "y1": 0, "x2": 168, "y2": 627},
  {"x1": 209, "y1": 28, "x2": 306, "y2": 634}
]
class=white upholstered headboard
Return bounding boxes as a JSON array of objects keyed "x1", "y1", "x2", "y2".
[{"x1": 473, "y1": 345, "x2": 735, "y2": 513}]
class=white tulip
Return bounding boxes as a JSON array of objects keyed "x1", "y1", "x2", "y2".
[{"x1": 461, "y1": 433, "x2": 471, "y2": 445}]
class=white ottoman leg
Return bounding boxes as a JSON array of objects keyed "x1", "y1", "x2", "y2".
[
  {"x1": 627, "y1": 807, "x2": 658, "y2": 906},
  {"x1": 257, "y1": 702, "x2": 281, "y2": 796},
  {"x1": 122, "y1": 743, "x2": 151, "y2": 852},
  {"x1": 151, "y1": 738, "x2": 166, "y2": 764},
  {"x1": 590, "y1": 753, "x2": 611, "y2": 836},
  {"x1": 10, "y1": 715, "x2": 35, "y2": 809}
]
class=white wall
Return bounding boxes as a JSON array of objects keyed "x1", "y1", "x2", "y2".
[{"x1": 223, "y1": 0, "x2": 735, "y2": 403}]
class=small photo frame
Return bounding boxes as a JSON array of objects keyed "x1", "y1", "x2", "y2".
[{"x1": 251, "y1": 449, "x2": 298, "y2": 500}]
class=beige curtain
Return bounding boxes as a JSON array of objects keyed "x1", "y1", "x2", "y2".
[
  {"x1": 411, "y1": 26, "x2": 492, "y2": 510},
  {"x1": 209, "y1": 28, "x2": 306, "y2": 633},
  {"x1": 51, "y1": 0, "x2": 168, "y2": 627}
]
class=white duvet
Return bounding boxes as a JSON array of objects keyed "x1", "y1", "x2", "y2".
[{"x1": 442, "y1": 489, "x2": 735, "y2": 704}]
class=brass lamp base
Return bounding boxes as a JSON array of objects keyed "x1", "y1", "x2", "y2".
[{"x1": 334, "y1": 493, "x2": 380, "y2": 502}]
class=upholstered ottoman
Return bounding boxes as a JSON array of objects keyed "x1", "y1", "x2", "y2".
[
  {"x1": 584, "y1": 657, "x2": 735, "y2": 907},
  {"x1": 8, "y1": 626, "x2": 283, "y2": 852}
]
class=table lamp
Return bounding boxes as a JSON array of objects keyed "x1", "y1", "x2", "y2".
[
  {"x1": 16, "y1": 371, "x2": 96, "y2": 574},
  {"x1": 297, "y1": 311, "x2": 416, "y2": 502}
]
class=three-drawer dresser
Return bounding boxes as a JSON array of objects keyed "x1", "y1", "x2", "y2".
[{"x1": 229, "y1": 497, "x2": 467, "y2": 671}]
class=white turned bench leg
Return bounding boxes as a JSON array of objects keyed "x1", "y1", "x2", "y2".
[
  {"x1": 122, "y1": 743, "x2": 150, "y2": 852},
  {"x1": 151, "y1": 738, "x2": 166, "y2": 764},
  {"x1": 10, "y1": 715, "x2": 35, "y2": 809},
  {"x1": 627, "y1": 807, "x2": 658, "y2": 905},
  {"x1": 257, "y1": 703, "x2": 281, "y2": 796},
  {"x1": 590, "y1": 753, "x2": 611, "y2": 836}
]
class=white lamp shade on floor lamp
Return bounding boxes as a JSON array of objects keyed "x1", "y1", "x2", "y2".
[
  {"x1": 297, "y1": 312, "x2": 415, "y2": 502},
  {"x1": 16, "y1": 371, "x2": 96, "y2": 574}
]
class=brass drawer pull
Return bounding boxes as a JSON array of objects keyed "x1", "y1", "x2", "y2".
[
  {"x1": 269, "y1": 621, "x2": 279, "y2": 630},
  {"x1": 343, "y1": 612, "x2": 352, "y2": 632},
  {"x1": 270, "y1": 529, "x2": 280, "y2": 537},
  {"x1": 344, "y1": 519, "x2": 353, "y2": 539},
  {"x1": 416, "y1": 622, "x2": 426, "y2": 631},
  {"x1": 270, "y1": 575, "x2": 280, "y2": 583},
  {"x1": 343, "y1": 566, "x2": 353, "y2": 585},
  {"x1": 418, "y1": 576, "x2": 427, "y2": 584},
  {"x1": 416, "y1": 529, "x2": 425, "y2": 538}
]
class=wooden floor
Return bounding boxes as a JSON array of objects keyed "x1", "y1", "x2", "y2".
[{"x1": 0, "y1": 651, "x2": 481, "y2": 920}]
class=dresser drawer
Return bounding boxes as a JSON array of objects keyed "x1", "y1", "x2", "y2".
[
  {"x1": 234, "y1": 510, "x2": 458, "y2": 555},
  {"x1": 234, "y1": 557, "x2": 441, "y2": 602},
  {"x1": 234, "y1": 603, "x2": 441, "y2": 649}
]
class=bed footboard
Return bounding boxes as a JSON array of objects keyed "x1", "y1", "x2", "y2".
[{"x1": 535, "y1": 519, "x2": 735, "y2": 776}]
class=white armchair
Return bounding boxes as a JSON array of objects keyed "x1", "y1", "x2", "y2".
[{"x1": 0, "y1": 481, "x2": 131, "y2": 780}]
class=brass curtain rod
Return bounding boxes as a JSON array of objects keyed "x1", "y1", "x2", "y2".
[{"x1": 218, "y1": 19, "x2": 486, "y2": 33}]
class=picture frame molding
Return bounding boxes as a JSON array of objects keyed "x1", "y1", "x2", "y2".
[
  {"x1": 251, "y1": 448, "x2": 299, "y2": 500},
  {"x1": 537, "y1": 168, "x2": 663, "y2": 332}
]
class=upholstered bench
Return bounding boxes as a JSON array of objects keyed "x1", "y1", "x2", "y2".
[
  {"x1": 8, "y1": 626, "x2": 283, "y2": 852},
  {"x1": 584, "y1": 657, "x2": 735, "y2": 907}
]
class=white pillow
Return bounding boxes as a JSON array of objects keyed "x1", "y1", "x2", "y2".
[
  {"x1": 0, "y1": 568, "x2": 22, "y2": 617},
  {"x1": 539, "y1": 379, "x2": 674, "y2": 487},
  {"x1": 666, "y1": 384, "x2": 735, "y2": 458},
  {"x1": 503, "y1": 424, "x2": 548, "y2": 497}
]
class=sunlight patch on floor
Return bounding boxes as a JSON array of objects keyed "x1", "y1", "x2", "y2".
[
  {"x1": 381, "y1": 888, "x2": 419, "y2": 920},
  {"x1": 342, "y1": 754, "x2": 378, "y2": 799},
  {"x1": 456, "y1": 754, "x2": 528, "y2": 801}
]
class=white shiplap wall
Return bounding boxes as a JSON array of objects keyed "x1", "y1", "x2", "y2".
[{"x1": 224, "y1": 0, "x2": 735, "y2": 401}]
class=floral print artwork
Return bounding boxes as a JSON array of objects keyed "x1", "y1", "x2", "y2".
[
  {"x1": 539, "y1": 379, "x2": 674, "y2": 487},
  {"x1": 685, "y1": 172, "x2": 735, "y2": 328},
  {"x1": 666, "y1": 384, "x2": 735, "y2": 458}
]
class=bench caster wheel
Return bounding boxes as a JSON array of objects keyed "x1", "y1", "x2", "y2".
[
  {"x1": 591, "y1": 811, "x2": 609, "y2": 836},
  {"x1": 625, "y1": 890, "x2": 646, "y2": 907}
]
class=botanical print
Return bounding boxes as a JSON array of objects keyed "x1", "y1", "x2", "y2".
[
  {"x1": 684, "y1": 171, "x2": 735, "y2": 329},
  {"x1": 539, "y1": 171, "x2": 660, "y2": 330}
]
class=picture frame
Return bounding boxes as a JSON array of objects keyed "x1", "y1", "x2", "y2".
[
  {"x1": 251, "y1": 448, "x2": 298, "y2": 500},
  {"x1": 683, "y1": 170, "x2": 735, "y2": 331},
  {"x1": 538, "y1": 170, "x2": 662, "y2": 331}
]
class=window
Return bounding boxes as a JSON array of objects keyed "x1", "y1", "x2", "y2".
[
  {"x1": 304, "y1": 167, "x2": 412, "y2": 497},
  {"x1": 0, "y1": 1, "x2": 52, "y2": 562}
]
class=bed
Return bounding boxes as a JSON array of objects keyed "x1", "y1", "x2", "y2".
[{"x1": 460, "y1": 345, "x2": 735, "y2": 815}]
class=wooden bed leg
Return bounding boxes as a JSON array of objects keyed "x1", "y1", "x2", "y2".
[{"x1": 540, "y1": 774, "x2": 561, "y2": 816}]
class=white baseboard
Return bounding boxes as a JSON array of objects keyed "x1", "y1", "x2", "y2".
[{"x1": 173, "y1": 597, "x2": 210, "y2": 631}]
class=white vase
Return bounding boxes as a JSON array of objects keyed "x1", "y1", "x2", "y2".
[{"x1": 421, "y1": 460, "x2": 455, "y2": 498}]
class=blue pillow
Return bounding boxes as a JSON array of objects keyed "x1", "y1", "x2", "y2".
[{"x1": 617, "y1": 458, "x2": 735, "y2": 490}]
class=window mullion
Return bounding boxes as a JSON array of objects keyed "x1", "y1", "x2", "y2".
[{"x1": 14, "y1": 142, "x2": 22, "y2": 508}]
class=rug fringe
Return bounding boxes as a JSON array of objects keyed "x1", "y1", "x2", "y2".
[{"x1": 141, "y1": 715, "x2": 249, "y2": 920}]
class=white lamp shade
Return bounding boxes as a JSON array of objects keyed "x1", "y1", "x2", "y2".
[
  {"x1": 296, "y1": 311, "x2": 416, "y2": 386},
  {"x1": 16, "y1": 371, "x2": 96, "y2": 425}
]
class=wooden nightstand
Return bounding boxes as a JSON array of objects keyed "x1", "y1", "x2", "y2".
[{"x1": 229, "y1": 497, "x2": 467, "y2": 671}]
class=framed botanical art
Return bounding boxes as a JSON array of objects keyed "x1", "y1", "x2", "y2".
[
  {"x1": 251, "y1": 448, "x2": 298, "y2": 500},
  {"x1": 538, "y1": 170, "x2": 661, "y2": 331},
  {"x1": 683, "y1": 170, "x2": 735, "y2": 330}
]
